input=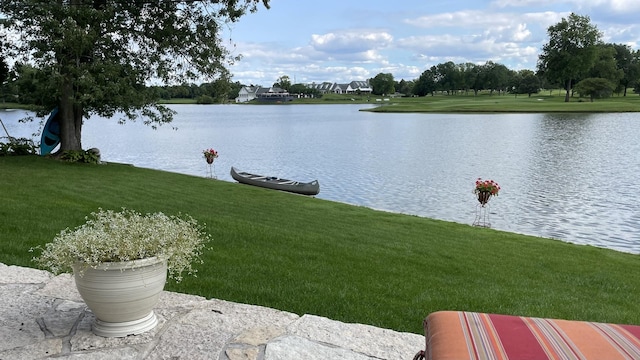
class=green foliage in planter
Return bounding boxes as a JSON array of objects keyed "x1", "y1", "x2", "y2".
[{"x1": 32, "y1": 208, "x2": 211, "y2": 282}]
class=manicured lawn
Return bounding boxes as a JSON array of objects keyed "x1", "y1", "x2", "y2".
[
  {"x1": 284, "y1": 91, "x2": 640, "y2": 113},
  {"x1": 2, "y1": 155, "x2": 640, "y2": 334},
  {"x1": 364, "y1": 93, "x2": 640, "y2": 113}
]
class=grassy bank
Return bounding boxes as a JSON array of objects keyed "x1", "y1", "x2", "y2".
[
  {"x1": 364, "y1": 93, "x2": 640, "y2": 113},
  {"x1": 2, "y1": 156, "x2": 640, "y2": 334}
]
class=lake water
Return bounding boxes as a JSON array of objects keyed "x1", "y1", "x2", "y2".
[{"x1": 2, "y1": 105, "x2": 639, "y2": 254}]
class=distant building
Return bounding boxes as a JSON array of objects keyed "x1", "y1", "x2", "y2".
[
  {"x1": 235, "y1": 80, "x2": 372, "y2": 102},
  {"x1": 306, "y1": 81, "x2": 372, "y2": 94},
  {"x1": 235, "y1": 86, "x2": 293, "y2": 103},
  {"x1": 236, "y1": 86, "x2": 259, "y2": 103}
]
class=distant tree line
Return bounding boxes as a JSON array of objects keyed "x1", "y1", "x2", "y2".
[
  {"x1": 2, "y1": 13, "x2": 639, "y2": 107},
  {"x1": 368, "y1": 62, "x2": 544, "y2": 98},
  {"x1": 0, "y1": 61, "x2": 247, "y2": 105}
]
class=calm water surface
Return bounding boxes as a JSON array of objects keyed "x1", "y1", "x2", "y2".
[{"x1": 2, "y1": 105, "x2": 639, "y2": 254}]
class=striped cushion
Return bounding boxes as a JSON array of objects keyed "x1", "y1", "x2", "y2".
[{"x1": 423, "y1": 311, "x2": 640, "y2": 360}]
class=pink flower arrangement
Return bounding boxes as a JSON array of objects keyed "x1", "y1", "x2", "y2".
[
  {"x1": 203, "y1": 148, "x2": 218, "y2": 160},
  {"x1": 474, "y1": 178, "x2": 500, "y2": 196}
]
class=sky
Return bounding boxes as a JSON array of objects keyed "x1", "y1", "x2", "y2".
[{"x1": 221, "y1": 0, "x2": 640, "y2": 86}]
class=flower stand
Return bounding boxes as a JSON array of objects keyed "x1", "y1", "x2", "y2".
[
  {"x1": 472, "y1": 191, "x2": 492, "y2": 227},
  {"x1": 203, "y1": 148, "x2": 219, "y2": 179},
  {"x1": 205, "y1": 157, "x2": 216, "y2": 179}
]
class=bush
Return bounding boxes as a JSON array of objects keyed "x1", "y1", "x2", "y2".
[
  {"x1": 59, "y1": 149, "x2": 101, "y2": 164},
  {"x1": 196, "y1": 95, "x2": 215, "y2": 104},
  {"x1": 0, "y1": 137, "x2": 38, "y2": 156}
]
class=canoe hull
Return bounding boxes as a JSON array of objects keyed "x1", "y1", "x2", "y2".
[
  {"x1": 40, "y1": 108, "x2": 61, "y2": 155},
  {"x1": 230, "y1": 167, "x2": 319, "y2": 196}
]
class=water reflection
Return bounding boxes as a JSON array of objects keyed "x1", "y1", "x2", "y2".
[
  {"x1": 517, "y1": 113, "x2": 639, "y2": 253},
  {"x1": 2, "y1": 106, "x2": 639, "y2": 254}
]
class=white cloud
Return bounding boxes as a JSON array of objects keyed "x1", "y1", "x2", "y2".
[
  {"x1": 397, "y1": 32, "x2": 540, "y2": 72},
  {"x1": 512, "y1": 24, "x2": 531, "y2": 41},
  {"x1": 490, "y1": 0, "x2": 567, "y2": 8},
  {"x1": 598, "y1": 23, "x2": 640, "y2": 46},
  {"x1": 563, "y1": 0, "x2": 640, "y2": 13},
  {"x1": 406, "y1": 10, "x2": 563, "y2": 32},
  {"x1": 393, "y1": 9, "x2": 575, "y2": 74},
  {"x1": 405, "y1": 10, "x2": 509, "y2": 28},
  {"x1": 491, "y1": 0, "x2": 640, "y2": 21},
  {"x1": 310, "y1": 30, "x2": 393, "y2": 54},
  {"x1": 228, "y1": 40, "x2": 383, "y2": 84}
]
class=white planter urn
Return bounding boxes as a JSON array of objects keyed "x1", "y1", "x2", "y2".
[{"x1": 73, "y1": 256, "x2": 167, "y2": 337}]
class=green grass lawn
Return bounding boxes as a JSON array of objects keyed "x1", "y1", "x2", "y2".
[
  {"x1": 286, "y1": 91, "x2": 640, "y2": 113},
  {"x1": 2, "y1": 155, "x2": 640, "y2": 334},
  {"x1": 364, "y1": 92, "x2": 640, "y2": 113}
]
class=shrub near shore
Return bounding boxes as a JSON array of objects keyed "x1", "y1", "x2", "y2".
[{"x1": 2, "y1": 155, "x2": 640, "y2": 334}]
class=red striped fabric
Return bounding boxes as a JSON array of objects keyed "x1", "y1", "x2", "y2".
[{"x1": 423, "y1": 311, "x2": 640, "y2": 360}]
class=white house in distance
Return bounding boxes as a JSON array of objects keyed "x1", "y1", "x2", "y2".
[
  {"x1": 306, "y1": 81, "x2": 372, "y2": 95},
  {"x1": 235, "y1": 80, "x2": 372, "y2": 103}
]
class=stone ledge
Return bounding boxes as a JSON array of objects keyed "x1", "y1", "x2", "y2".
[
  {"x1": 0, "y1": 263, "x2": 424, "y2": 360},
  {"x1": 0, "y1": 263, "x2": 52, "y2": 284}
]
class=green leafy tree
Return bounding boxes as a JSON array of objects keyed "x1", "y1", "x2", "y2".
[
  {"x1": 537, "y1": 13, "x2": 602, "y2": 102},
  {"x1": 228, "y1": 81, "x2": 244, "y2": 100},
  {"x1": 289, "y1": 83, "x2": 306, "y2": 94},
  {"x1": 589, "y1": 45, "x2": 623, "y2": 89},
  {"x1": 480, "y1": 61, "x2": 512, "y2": 95},
  {"x1": 0, "y1": 0, "x2": 269, "y2": 153},
  {"x1": 459, "y1": 62, "x2": 481, "y2": 95},
  {"x1": 395, "y1": 79, "x2": 414, "y2": 96},
  {"x1": 435, "y1": 61, "x2": 461, "y2": 95},
  {"x1": 517, "y1": 70, "x2": 541, "y2": 97},
  {"x1": 0, "y1": 57, "x2": 8, "y2": 85},
  {"x1": 0, "y1": 56, "x2": 9, "y2": 102},
  {"x1": 573, "y1": 77, "x2": 615, "y2": 101},
  {"x1": 185, "y1": 84, "x2": 200, "y2": 99},
  {"x1": 289, "y1": 83, "x2": 320, "y2": 98},
  {"x1": 370, "y1": 73, "x2": 395, "y2": 95},
  {"x1": 273, "y1": 75, "x2": 292, "y2": 91},
  {"x1": 8, "y1": 63, "x2": 54, "y2": 105},
  {"x1": 612, "y1": 44, "x2": 640, "y2": 96},
  {"x1": 172, "y1": 85, "x2": 193, "y2": 99},
  {"x1": 210, "y1": 74, "x2": 233, "y2": 102},
  {"x1": 630, "y1": 50, "x2": 640, "y2": 95},
  {"x1": 413, "y1": 68, "x2": 437, "y2": 96}
]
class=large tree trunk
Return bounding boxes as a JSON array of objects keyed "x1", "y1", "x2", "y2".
[
  {"x1": 564, "y1": 79, "x2": 572, "y2": 102},
  {"x1": 57, "y1": 78, "x2": 83, "y2": 154}
]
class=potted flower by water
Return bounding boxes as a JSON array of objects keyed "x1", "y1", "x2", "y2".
[
  {"x1": 474, "y1": 178, "x2": 500, "y2": 206},
  {"x1": 32, "y1": 208, "x2": 211, "y2": 337},
  {"x1": 203, "y1": 148, "x2": 218, "y2": 164}
]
